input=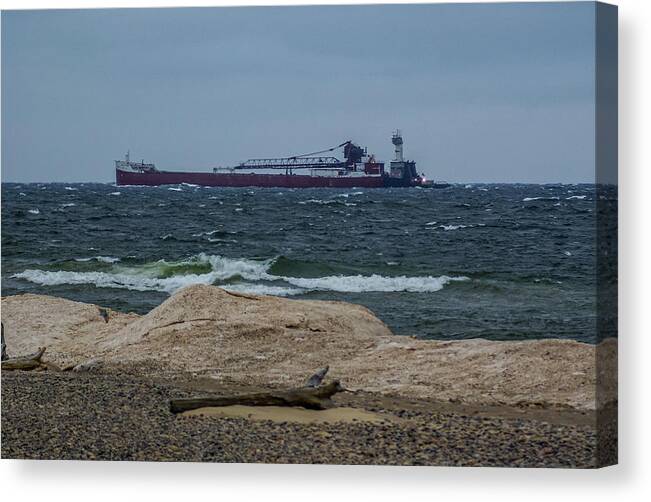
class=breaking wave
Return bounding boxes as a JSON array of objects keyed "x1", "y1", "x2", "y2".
[{"x1": 12, "y1": 254, "x2": 468, "y2": 296}]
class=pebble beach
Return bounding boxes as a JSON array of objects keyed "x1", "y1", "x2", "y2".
[{"x1": 1, "y1": 371, "x2": 608, "y2": 467}]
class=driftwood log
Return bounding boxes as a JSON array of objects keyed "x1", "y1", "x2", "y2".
[
  {"x1": 1, "y1": 346, "x2": 62, "y2": 372},
  {"x1": 1, "y1": 347, "x2": 48, "y2": 371},
  {"x1": 170, "y1": 380, "x2": 344, "y2": 414}
]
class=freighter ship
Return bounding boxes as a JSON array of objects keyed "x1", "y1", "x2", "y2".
[{"x1": 115, "y1": 131, "x2": 444, "y2": 188}]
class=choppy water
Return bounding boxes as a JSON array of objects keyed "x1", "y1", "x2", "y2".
[{"x1": 2, "y1": 183, "x2": 604, "y2": 342}]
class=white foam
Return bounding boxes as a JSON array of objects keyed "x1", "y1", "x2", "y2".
[
  {"x1": 74, "y1": 256, "x2": 121, "y2": 263},
  {"x1": 334, "y1": 191, "x2": 364, "y2": 198},
  {"x1": 425, "y1": 221, "x2": 438, "y2": 226},
  {"x1": 221, "y1": 283, "x2": 304, "y2": 297},
  {"x1": 13, "y1": 254, "x2": 468, "y2": 296},
  {"x1": 192, "y1": 229, "x2": 221, "y2": 237},
  {"x1": 281, "y1": 274, "x2": 469, "y2": 293},
  {"x1": 207, "y1": 238, "x2": 238, "y2": 243},
  {"x1": 28, "y1": 208, "x2": 40, "y2": 215},
  {"x1": 299, "y1": 199, "x2": 338, "y2": 205},
  {"x1": 566, "y1": 195, "x2": 587, "y2": 200},
  {"x1": 12, "y1": 269, "x2": 213, "y2": 293},
  {"x1": 61, "y1": 203, "x2": 76, "y2": 208},
  {"x1": 168, "y1": 187, "x2": 183, "y2": 192},
  {"x1": 522, "y1": 196, "x2": 559, "y2": 202},
  {"x1": 439, "y1": 224, "x2": 467, "y2": 231},
  {"x1": 108, "y1": 192, "x2": 121, "y2": 196},
  {"x1": 64, "y1": 186, "x2": 77, "y2": 191},
  {"x1": 19, "y1": 192, "x2": 26, "y2": 196}
]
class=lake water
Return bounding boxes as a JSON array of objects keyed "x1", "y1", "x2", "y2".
[{"x1": 1, "y1": 182, "x2": 609, "y2": 343}]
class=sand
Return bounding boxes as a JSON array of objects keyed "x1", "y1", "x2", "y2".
[{"x1": 182, "y1": 405, "x2": 401, "y2": 424}]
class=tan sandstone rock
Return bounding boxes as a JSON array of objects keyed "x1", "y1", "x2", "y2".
[{"x1": 0, "y1": 284, "x2": 616, "y2": 410}]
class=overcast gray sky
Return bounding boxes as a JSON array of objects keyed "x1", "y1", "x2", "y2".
[{"x1": 2, "y1": 3, "x2": 597, "y2": 183}]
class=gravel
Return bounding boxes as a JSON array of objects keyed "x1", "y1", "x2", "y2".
[{"x1": 1, "y1": 371, "x2": 608, "y2": 467}]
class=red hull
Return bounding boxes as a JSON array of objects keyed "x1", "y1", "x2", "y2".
[{"x1": 116, "y1": 169, "x2": 387, "y2": 188}]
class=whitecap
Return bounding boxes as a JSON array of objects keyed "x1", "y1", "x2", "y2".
[
  {"x1": 108, "y1": 192, "x2": 121, "y2": 196},
  {"x1": 192, "y1": 229, "x2": 221, "y2": 237},
  {"x1": 334, "y1": 191, "x2": 364, "y2": 198},
  {"x1": 207, "y1": 238, "x2": 238, "y2": 243},
  {"x1": 64, "y1": 186, "x2": 77, "y2": 191},
  {"x1": 19, "y1": 192, "x2": 26, "y2": 196},
  {"x1": 28, "y1": 208, "x2": 40, "y2": 215},
  {"x1": 300, "y1": 199, "x2": 338, "y2": 205},
  {"x1": 168, "y1": 187, "x2": 183, "y2": 192},
  {"x1": 221, "y1": 283, "x2": 304, "y2": 297},
  {"x1": 439, "y1": 224, "x2": 467, "y2": 231},
  {"x1": 74, "y1": 256, "x2": 121, "y2": 264},
  {"x1": 566, "y1": 195, "x2": 587, "y2": 200},
  {"x1": 281, "y1": 274, "x2": 469, "y2": 293},
  {"x1": 425, "y1": 221, "x2": 438, "y2": 226},
  {"x1": 522, "y1": 196, "x2": 559, "y2": 202}
]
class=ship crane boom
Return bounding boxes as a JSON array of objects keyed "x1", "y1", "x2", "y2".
[
  {"x1": 233, "y1": 141, "x2": 354, "y2": 170},
  {"x1": 235, "y1": 156, "x2": 345, "y2": 170}
]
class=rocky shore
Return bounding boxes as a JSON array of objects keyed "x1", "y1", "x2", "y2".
[{"x1": 0, "y1": 285, "x2": 617, "y2": 466}]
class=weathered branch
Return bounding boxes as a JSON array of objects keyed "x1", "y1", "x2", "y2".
[
  {"x1": 170, "y1": 380, "x2": 344, "y2": 414},
  {"x1": 1, "y1": 323, "x2": 6, "y2": 361},
  {"x1": 1, "y1": 347, "x2": 47, "y2": 371}
]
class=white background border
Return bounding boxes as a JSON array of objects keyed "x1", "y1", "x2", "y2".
[{"x1": 1, "y1": 1, "x2": 649, "y2": 500}]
